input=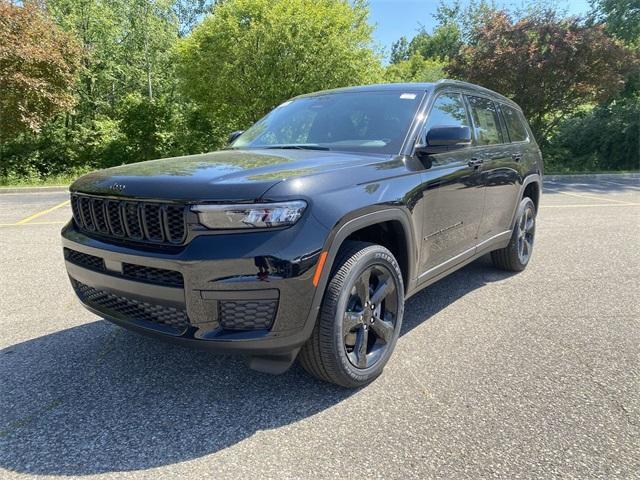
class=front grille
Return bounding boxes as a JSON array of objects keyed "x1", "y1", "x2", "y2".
[
  {"x1": 71, "y1": 194, "x2": 187, "y2": 245},
  {"x1": 64, "y1": 248, "x2": 105, "y2": 272},
  {"x1": 72, "y1": 279, "x2": 189, "y2": 331},
  {"x1": 122, "y1": 263, "x2": 184, "y2": 288},
  {"x1": 219, "y1": 300, "x2": 278, "y2": 330}
]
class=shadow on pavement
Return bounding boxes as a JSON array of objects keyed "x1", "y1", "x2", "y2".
[{"x1": 0, "y1": 256, "x2": 512, "y2": 475}]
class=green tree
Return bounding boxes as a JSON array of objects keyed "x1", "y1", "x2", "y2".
[
  {"x1": 385, "y1": 54, "x2": 446, "y2": 83},
  {"x1": 173, "y1": 0, "x2": 214, "y2": 37},
  {"x1": 0, "y1": 1, "x2": 81, "y2": 138},
  {"x1": 47, "y1": 0, "x2": 179, "y2": 117},
  {"x1": 176, "y1": 0, "x2": 382, "y2": 131},
  {"x1": 546, "y1": 96, "x2": 640, "y2": 172},
  {"x1": 591, "y1": 0, "x2": 640, "y2": 44},
  {"x1": 447, "y1": 9, "x2": 635, "y2": 140},
  {"x1": 390, "y1": 36, "x2": 410, "y2": 64},
  {"x1": 406, "y1": 24, "x2": 461, "y2": 61}
]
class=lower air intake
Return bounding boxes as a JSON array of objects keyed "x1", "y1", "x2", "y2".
[
  {"x1": 72, "y1": 279, "x2": 189, "y2": 332},
  {"x1": 219, "y1": 299, "x2": 278, "y2": 331}
]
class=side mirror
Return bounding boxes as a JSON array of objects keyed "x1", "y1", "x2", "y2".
[
  {"x1": 415, "y1": 126, "x2": 472, "y2": 161},
  {"x1": 228, "y1": 130, "x2": 244, "y2": 144}
]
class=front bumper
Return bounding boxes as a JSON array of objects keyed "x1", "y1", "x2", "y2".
[{"x1": 61, "y1": 214, "x2": 328, "y2": 356}]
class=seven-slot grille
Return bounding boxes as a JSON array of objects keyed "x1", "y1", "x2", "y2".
[{"x1": 71, "y1": 194, "x2": 187, "y2": 245}]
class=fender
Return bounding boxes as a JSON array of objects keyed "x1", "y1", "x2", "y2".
[
  {"x1": 300, "y1": 207, "x2": 418, "y2": 338},
  {"x1": 509, "y1": 173, "x2": 542, "y2": 230}
]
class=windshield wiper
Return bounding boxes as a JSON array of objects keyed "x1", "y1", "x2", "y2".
[{"x1": 263, "y1": 144, "x2": 330, "y2": 151}]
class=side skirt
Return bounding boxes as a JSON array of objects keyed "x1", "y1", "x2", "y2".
[{"x1": 408, "y1": 230, "x2": 511, "y2": 298}]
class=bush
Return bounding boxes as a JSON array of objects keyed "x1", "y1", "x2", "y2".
[{"x1": 544, "y1": 96, "x2": 640, "y2": 172}]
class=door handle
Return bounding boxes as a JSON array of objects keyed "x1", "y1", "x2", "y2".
[
  {"x1": 512, "y1": 152, "x2": 522, "y2": 161},
  {"x1": 468, "y1": 157, "x2": 484, "y2": 168}
]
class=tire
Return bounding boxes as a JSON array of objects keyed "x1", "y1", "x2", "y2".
[
  {"x1": 491, "y1": 197, "x2": 536, "y2": 272},
  {"x1": 299, "y1": 241, "x2": 405, "y2": 388}
]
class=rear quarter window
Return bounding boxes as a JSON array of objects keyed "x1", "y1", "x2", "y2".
[{"x1": 501, "y1": 104, "x2": 529, "y2": 142}]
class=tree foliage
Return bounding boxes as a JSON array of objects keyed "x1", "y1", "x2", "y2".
[
  {"x1": 591, "y1": 0, "x2": 640, "y2": 44},
  {"x1": 46, "y1": 0, "x2": 178, "y2": 116},
  {"x1": 389, "y1": 25, "x2": 461, "y2": 65},
  {"x1": 447, "y1": 9, "x2": 636, "y2": 139},
  {"x1": 385, "y1": 54, "x2": 446, "y2": 83},
  {"x1": 1, "y1": 0, "x2": 638, "y2": 182},
  {"x1": 0, "y1": 1, "x2": 81, "y2": 138},
  {"x1": 390, "y1": 36, "x2": 410, "y2": 64},
  {"x1": 176, "y1": 0, "x2": 382, "y2": 130},
  {"x1": 545, "y1": 95, "x2": 639, "y2": 171}
]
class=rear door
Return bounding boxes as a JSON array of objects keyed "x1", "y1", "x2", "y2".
[{"x1": 465, "y1": 95, "x2": 520, "y2": 243}]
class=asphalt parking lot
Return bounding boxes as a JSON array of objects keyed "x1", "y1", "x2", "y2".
[{"x1": 0, "y1": 174, "x2": 638, "y2": 479}]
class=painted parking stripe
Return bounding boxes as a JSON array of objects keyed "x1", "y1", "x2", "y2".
[
  {"x1": 544, "y1": 189, "x2": 633, "y2": 204},
  {"x1": 14, "y1": 200, "x2": 70, "y2": 225},
  {"x1": 540, "y1": 203, "x2": 640, "y2": 209},
  {"x1": 0, "y1": 221, "x2": 68, "y2": 227}
]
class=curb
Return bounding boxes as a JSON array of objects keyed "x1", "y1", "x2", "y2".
[
  {"x1": 544, "y1": 172, "x2": 639, "y2": 182},
  {"x1": 0, "y1": 185, "x2": 69, "y2": 195}
]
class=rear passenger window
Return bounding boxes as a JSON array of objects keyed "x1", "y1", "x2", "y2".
[
  {"x1": 501, "y1": 104, "x2": 529, "y2": 142},
  {"x1": 467, "y1": 96, "x2": 504, "y2": 145}
]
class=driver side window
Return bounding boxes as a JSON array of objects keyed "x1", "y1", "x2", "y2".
[{"x1": 423, "y1": 93, "x2": 469, "y2": 141}]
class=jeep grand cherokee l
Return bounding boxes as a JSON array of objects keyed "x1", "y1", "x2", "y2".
[{"x1": 62, "y1": 80, "x2": 542, "y2": 387}]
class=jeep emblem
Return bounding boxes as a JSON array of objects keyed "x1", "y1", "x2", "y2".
[{"x1": 108, "y1": 183, "x2": 126, "y2": 192}]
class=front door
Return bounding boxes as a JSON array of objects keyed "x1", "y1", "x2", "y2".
[{"x1": 417, "y1": 92, "x2": 485, "y2": 280}]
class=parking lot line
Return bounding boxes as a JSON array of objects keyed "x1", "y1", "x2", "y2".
[
  {"x1": 14, "y1": 200, "x2": 70, "y2": 225},
  {"x1": 0, "y1": 221, "x2": 67, "y2": 227},
  {"x1": 545, "y1": 189, "x2": 633, "y2": 204},
  {"x1": 541, "y1": 203, "x2": 640, "y2": 209}
]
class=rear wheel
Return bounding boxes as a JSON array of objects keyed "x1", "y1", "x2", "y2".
[
  {"x1": 299, "y1": 241, "x2": 404, "y2": 388},
  {"x1": 491, "y1": 197, "x2": 536, "y2": 271}
]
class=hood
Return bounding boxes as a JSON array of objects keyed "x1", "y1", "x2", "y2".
[{"x1": 71, "y1": 149, "x2": 392, "y2": 202}]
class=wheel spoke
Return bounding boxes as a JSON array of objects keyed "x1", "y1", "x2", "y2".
[
  {"x1": 354, "y1": 325, "x2": 369, "y2": 368},
  {"x1": 525, "y1": 214, "x2": 535, "y2": 232},
  {"x1": 520, "y1": 211, "x2": 527, "y2": 231},
  {"x1": 355, "y1": 268, "x2": 371, "y2": 306},
  {"x1": 370, "y1": 277, "x2": 394, "y2": 306},
  {"x1": 343, "y1": 311, "x2": 362, "y2": 336},
  {"x1": 371, "y1": 315, "x2": 394, "y2": 343}
]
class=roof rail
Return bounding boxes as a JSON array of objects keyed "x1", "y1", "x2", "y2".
[{"x1": 434, "y1": 79, "x2": 518, "y2": 107}]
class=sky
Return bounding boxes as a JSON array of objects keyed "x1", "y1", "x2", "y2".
[{"x1": 368, "y1": 0, "x2": 593, "y2": 59}]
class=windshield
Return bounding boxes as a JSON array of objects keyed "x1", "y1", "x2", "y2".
[{"x1": 231, "y1": 90, "x2": 425, "y2": 155}]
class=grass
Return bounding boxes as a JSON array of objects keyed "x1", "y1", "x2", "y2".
[{"x1": 0, "y1": 170, "x2": 89, "y2": 188}]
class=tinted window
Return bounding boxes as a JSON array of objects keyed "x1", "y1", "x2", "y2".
[
  {"x1": 424, "y1": 93, "x2": 469, "y2": 133},
  {"x1": 232, "y1": 91, "x2": 424, "y2": 155},
  {"x1": 501, "y1": 104, "x2": 528, "y2": 142},
  {"x1": 467, "y1": 96, "x2": 504, "y2": 145}
]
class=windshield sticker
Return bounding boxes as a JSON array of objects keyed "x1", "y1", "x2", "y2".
[{"x1": 400, "y1": 93, "x2": 417, "y2": 100}]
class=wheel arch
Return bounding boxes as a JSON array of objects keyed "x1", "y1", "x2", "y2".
[
  {"x1": 302, "y1": 208, "x2": 417, "y2": 336},
  {"x1": 510, "y1": 173, "x2": 542, "y2": 229}
]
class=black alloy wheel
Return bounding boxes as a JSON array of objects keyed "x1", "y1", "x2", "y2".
[{"x1": 299, "y1": 241, "x2": 404, "y2": 388}]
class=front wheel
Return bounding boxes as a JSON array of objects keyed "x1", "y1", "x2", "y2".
[
  {"x1": 491, "y1": 197, "x2": 537, "y2": 271},
  {"x1": 299, "y1": 241, "x2": 404, "y2": 388}
]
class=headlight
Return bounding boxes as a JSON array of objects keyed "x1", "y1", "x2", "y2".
[{"x1": 192, "y1": 201, "x2": 307, "y2": 230}]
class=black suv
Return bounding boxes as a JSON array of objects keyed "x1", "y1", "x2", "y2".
[{"x1": 62, "y1": 80, "x2": 542, "y2": 387}]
